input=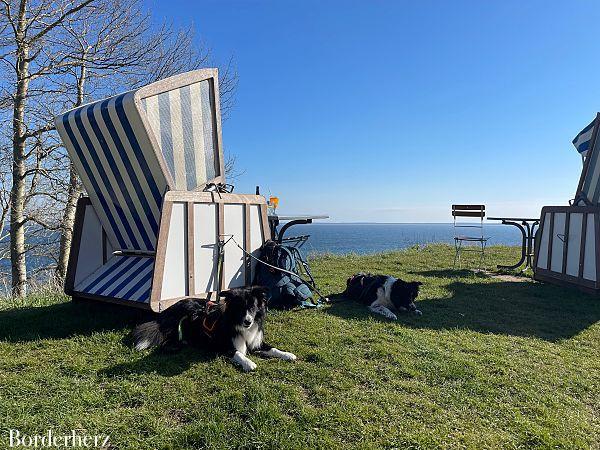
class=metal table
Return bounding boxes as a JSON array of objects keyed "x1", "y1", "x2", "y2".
[
  {"x1": 268, "y1": 214, "x2": 329, "y2": 243},
  {"x1": 487, "y1": 217, "x2": 540, "y2": 270}
]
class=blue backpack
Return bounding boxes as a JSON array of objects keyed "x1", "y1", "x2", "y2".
[{"x1": 254, "y1": 240, "x2": 316, "y2": 308}]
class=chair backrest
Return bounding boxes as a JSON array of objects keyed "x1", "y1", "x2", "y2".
[
  {"x1": 55, "y1": 69, "x2": 225, "y2": 253},
  {"x1": 452, "y1": 205, "x2": 485, "y2": 237}
]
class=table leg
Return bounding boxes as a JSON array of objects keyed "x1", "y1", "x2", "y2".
[
  {"x1": 497, "y1": 220, "x2": 527, "y2": 270},
  {"x1": 523, "y1": 221, "x2": 532, "y2": 269},
  {"x1": 526, "y1": 221, "x2": 539, "y2": 269}
]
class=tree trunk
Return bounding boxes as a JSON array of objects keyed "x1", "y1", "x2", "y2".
[
  {"x1": 10, "y1": 1, "x2": 30, "y2": 297},
  {"x1": 56, "y1": 60, "x2": 86, "y2": 285},
  {"x1": 56, "y1": 164, "x2": 82, "y2": 283},
  {"x1": 9, "y1": 134, "x2": 27, "y2": 297}
]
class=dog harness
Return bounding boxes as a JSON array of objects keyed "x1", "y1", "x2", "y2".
[
  {"x1": 177, "y1": 317, "x2": 187, "y2": 343},
  {"x1": 347, "y1": 273, "x2": 381, "y2": 302},
  {"x1": 201, "y1": 300, "x2": 221, "y2": 337},
  {"x1": 177, "y1": 300, "x2": 222, "y2": 342}
]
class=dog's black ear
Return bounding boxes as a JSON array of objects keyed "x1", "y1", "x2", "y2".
[
  {"x1": 251, "y1": 286, "x2": 269, "y2": 298},
  {"x1": 414, "y1": 281, "x2": 423, "y2": 286},
  {"x1": 219, "y1": 290, "x2": 236, "y2": 300}
]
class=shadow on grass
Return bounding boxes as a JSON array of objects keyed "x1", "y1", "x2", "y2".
[
  {"x1": 100, "y1": 346, "x2": 214, "y2": 378},
  {"x1": 326, "y1": 279, "x2": 600, "y2": 342},
  {"x1": 409, "y1": 269, "x2": 490, "y2": 279},
  {"x1": 0, "y1": 298, "x2": 149, "y2": 343},
  {"x1": 0, "y1": 297, "x2": 220, "y2": 377}
]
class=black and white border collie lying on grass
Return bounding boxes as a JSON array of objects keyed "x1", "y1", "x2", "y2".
[
  {"x1": 344, "y1": 273, "x2": 423, "y2": 319},
  {"x1": 132, "y1": 286, "x2": 296, "y2": 372}
]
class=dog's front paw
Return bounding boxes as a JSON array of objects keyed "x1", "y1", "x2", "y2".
[
  {"x1": 280, "y1": 351, "x2": 297, "y2": 361},
  {"x1": 232, "y1": 351, "x2": 257, "y2": 372},
  {"x1": 265, "y1": 347, "x2": 297, "y2": 361},
  {"x1": 240, "y1": 358, "x2": 257, "y2": 372}
]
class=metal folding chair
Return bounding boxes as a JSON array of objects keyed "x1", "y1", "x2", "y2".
[{"x1": 452, "y1": 204, "x2": 489, "y2": 269}]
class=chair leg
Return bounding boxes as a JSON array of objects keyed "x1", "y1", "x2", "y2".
[
  {"x1": 454, "y1": 239, "x2": 459, "y2": 268},
  {"x1": 478, "y1": 241, "x2": 484, "y2": 270},
  {"x1": 479, "y1": 241, "x2": 486, "y2": 270},
  {"x1": 454, "y1": 240, "x2": 463, "y2": 269}
]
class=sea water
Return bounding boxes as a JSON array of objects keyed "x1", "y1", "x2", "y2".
[{"x1": 280, "y1": 223, "x2": 522, "y2": 255}]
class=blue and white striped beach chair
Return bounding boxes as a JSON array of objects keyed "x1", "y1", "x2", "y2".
[
  {"x1": 56, "y1": 70, "x2": 270, "y2": 312},
  {"x1": 534, "y1": 113, "x2": 600, "y2": 292}
]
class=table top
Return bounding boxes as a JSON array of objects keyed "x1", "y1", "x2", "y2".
[
  {"x1": 487, "y1": 217, "x2": 539, "y2": 222},
  {"x1": 268, "y1": 214, "x2": 329, "y2": 221}
]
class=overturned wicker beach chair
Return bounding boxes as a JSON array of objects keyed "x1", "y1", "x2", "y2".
[
  {"x1": 55, "y1": 69, "x2": 270, "y2": 311},
  {"x1": 534, "y1": 113, "x2": 600, "y2": 292}
]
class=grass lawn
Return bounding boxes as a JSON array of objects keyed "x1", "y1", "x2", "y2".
[{"x1": 1, "y1": 244, "x2": 599, "y2": 449}]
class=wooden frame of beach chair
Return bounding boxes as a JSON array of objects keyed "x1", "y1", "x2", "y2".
[
  {"x1": 65, "y1": 192, "x2": 270, "y2": 312},
  {"x1": 533, "y1": 114, "x2": 600, "y2": 293},
  {"x1": 56, "y1": 69, "x2": 271, "y2": 311},
  {"x1": 534, "y1": 205, "x2": 600, "y2": 293}
]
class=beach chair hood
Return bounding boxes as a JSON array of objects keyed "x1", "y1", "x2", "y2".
[{"x1": 55, "y1": 69, "x2": 225, "y2": 252}]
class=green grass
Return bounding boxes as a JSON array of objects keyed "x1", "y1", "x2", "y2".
[{"x1": 1, "y1": 244, "x2": 599, "y2": 449}]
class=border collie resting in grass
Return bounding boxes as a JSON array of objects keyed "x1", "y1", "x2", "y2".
[
  {"x1": 344, "y1": 273, "x2": 423, "y2": 319},
  {"x1": 132, "y1": 286, "x2": 296, "y2": 372}
]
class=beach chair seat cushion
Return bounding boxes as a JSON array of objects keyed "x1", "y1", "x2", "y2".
[{"x1": 75, "y1": 255, "x2": 153, "y2": 303}]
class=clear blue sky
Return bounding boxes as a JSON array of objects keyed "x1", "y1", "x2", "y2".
[{"x1": 147, "y1": 0, "x2": 600, "y2": 222}]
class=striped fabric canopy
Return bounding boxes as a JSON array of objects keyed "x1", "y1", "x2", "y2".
[
  {"x1": 55, "y1": 70, "x2": 223, "y2": 252},
  {"x1": 141, "y1": 79, "x2": 219, "y2": 190},
  {"x1": 56, "y1": 91, "x2": 168, "y2": 252},
  {"x1": 573, "y1": 117, "x2": 597, "y2": 157}
]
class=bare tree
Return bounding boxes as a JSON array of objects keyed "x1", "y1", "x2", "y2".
[
  {"x1": 0, "y1": 0, "x2": 97, "y2": 296},
  {"x1": 0, "y1": 0, "x2": 237, "y2": 296},
  {"x1": 52, "y1": 0, "x2": 216, "y2": 281}
]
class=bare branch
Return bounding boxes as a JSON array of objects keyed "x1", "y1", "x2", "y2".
[{"x1": 29, "y1": 0, "x2": 95, "y2": 44}]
